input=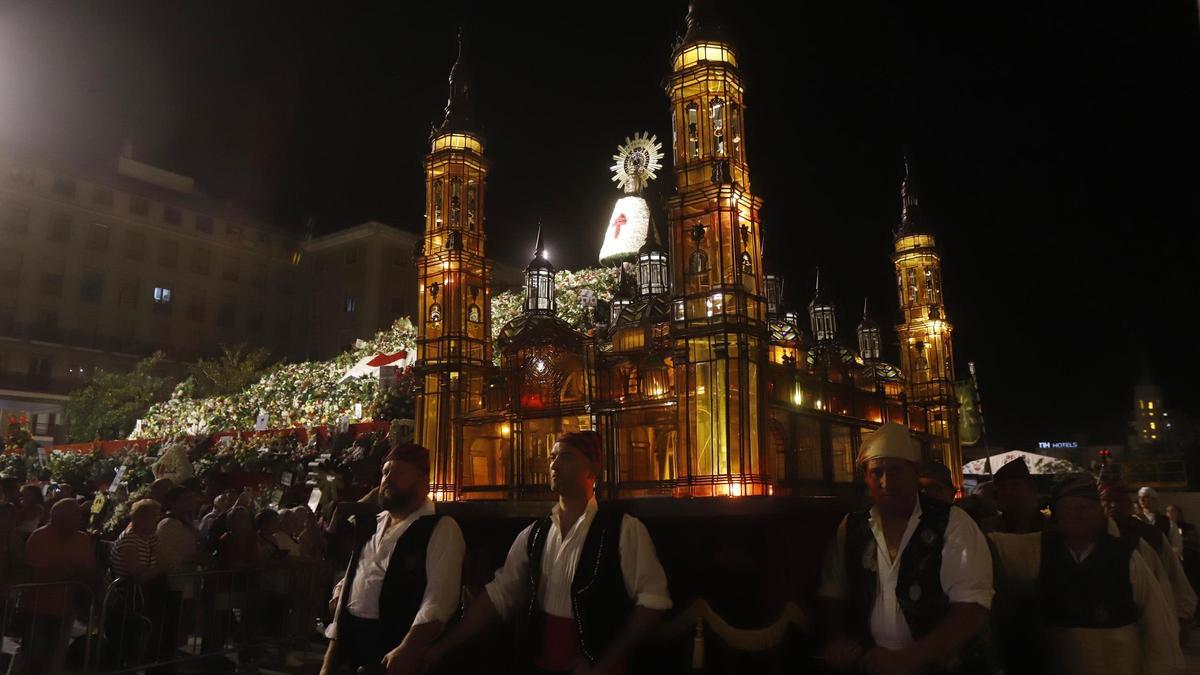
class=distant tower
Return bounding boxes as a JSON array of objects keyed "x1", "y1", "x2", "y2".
[
  {"x1": 892, "y1": 158, "x2": 961, "y2": 480},
  {"x1": 666, "y1": 0, "x2": 767, "y2": 494},
  {"x1": 414, "y1": 31, "x2": 492, "y2": 498},
  {"x1": 1133, "y1": 362, "x2": 1168, "y2": 447},
  {"x1": 808, "y1": 268, "x2": 837, "y2": 344}
]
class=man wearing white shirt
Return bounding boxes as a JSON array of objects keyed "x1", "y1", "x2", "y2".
[
  {"x1": 818, "y1": 422, "x2": 995, "y2": 674},
  {"x1": 319, "y1": 443, "x2": 465, "y2": 675},
  {"x1": 426, "y1": 430, "x2": 671, "y2": 674}
]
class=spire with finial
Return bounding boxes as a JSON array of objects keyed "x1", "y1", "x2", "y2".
[
  {"x1": 437, "y1": 28, "x2": 474, "y2": 136},
  {"x1": 524, "y1": 222, "x2": 555, "y2": 313},
  {"x1": 679, "y1": 0, "x2": 728, "y2": 49},
  {"x1": 897, "y1": 155, "x2": 930, "y2": 236},
  {"x1": 857, "y1": 297, "x2": 881, "y2": 360},
  {"x1": 808, "y1": 267, "x2": 837, "y2": 342}
]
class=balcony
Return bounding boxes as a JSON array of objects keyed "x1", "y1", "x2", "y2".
[{"x1": 0, "y1": 320, "x2": 156, "y2": 356}]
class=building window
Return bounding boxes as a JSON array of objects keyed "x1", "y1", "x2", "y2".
[
  {"x1": 222, "y1": 259, "x2": 240, "y2": 283},
  {"x1": 92, "y1": 188, "x2": 113, "y2": 207},
  {"x1": 129, "y1": 197, "x2": 149, "y2": 217},
  {"x1": 80, "y1": 270, "x2": 104, "y2": 304},
  {"x1": 163, "y1": 206, "x2": 182, "y2": 225},
  {"x1": 1150, "y1": 422, "x2": 1157, "y2": 431},
  {"x1": 118, "y1": 278, "x2": 140, "y2": 309},
  {"x1": 1148, "y1": 401, "x2": 1155, "y2": 410},
  {"x1": 153, "y1": 286, "x2": 172, "y2": 305},
  {"x1": 52, "y1": 175, "x2": 76, "y2": 197},
  {"x1": 191, "y1": 246, "x2": 211, "y2": 275},
  {"x1": 686, "y1": 102, "x2": 700, "y2": 160},
  {"x1": 0, "y1": 250, "x2": 21, "y2": 289},
  {"x1": 40, "y1": 261, "x2": 64, "y2": 296},
  {"x1": 195, "y1": 215, "x2": 213, "y2": 234},
  {"x1": 46, "y1": 215, "x2": 71, "y2": 243},
  {"x1": 0, "y1": 200, "x2": 30, "y2": 234},
  {"x1": 123, "y1": 231, "x2": 146, "y2": 261},
  {"x1": 28, "y1": 355, "x2": 53, "y2": 378},
  {"x1": 344, "y1": 296, "x2": 357, "y2": 313},
  {"x1": 158, "y1": 239, "x2": 178, "y2": 267},
  {"x1": 85, "y1": 222, "x2": 110, "y2": 252}
]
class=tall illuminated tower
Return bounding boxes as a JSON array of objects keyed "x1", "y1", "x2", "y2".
[
  {"x1": 666, "y1": 0, "x2": 767, "y2": 495},
  {"x1": 414, "y1": 33, "x2": 492, "y2": 498},
  {"x1": 892, "y1": 160, "x2": 961, "y2": 481}
]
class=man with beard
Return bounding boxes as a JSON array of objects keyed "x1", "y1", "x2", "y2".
[
  {"x1": 319, "y1": 444, "x2": 464, "y2": 675},
  {"x1": 425, "y1": 430, "x2": 671, "y2": 674}
]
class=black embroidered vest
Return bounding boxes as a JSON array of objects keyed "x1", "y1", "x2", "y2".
[
  {"x1": 525, "y1": 504, "x2": 632, "y2": 664},
  {"x1": 336, "y1": 512, "x2": 445, "y2": 647},
  {"x1": 844, "y1": 495, "x2": 953, "y2": 646},
  {"x1": 1037, "y1": 530, "x2": 1137, "y2": 629}
]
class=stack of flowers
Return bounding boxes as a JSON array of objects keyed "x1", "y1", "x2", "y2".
[
  {"x1": 133, "y1": 318, "x2": 418, "y2": 440},
  {"x1": 491, "y1": 266, "x2": 621, "y2": 346}
]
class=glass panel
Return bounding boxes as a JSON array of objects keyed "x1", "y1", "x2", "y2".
[
  {"x1": 831, "y1": 424, "x2": 855, "y2": 483},
  {"x1": 433, "y1": 179, "x2": 443, "y2": 227},
  {"x1": 794, "y1": 415, "x2": 823, "y2": 480},
  {"x1": 450, "y1": 178, "x2": 462, "y2": 226},
  {"x1": 466, "y1": 182, "x2": 478, "y2": 230},
  {"x1": 686, "y1": 103, "x2": 700, "y2": 160},
  {"x1": 710, "y1": 97, "x2": 725, "y2": 156},
  {"x1": 617, "y1": 408, "x2": 678, "y2": 483},
  {"x1": 462, "y1": 422, "x2": 508, "y2": 487}
]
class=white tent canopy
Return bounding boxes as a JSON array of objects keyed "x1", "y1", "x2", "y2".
[{"x1": 963, "y1": 450, "x2": 1085, "y2": 476}]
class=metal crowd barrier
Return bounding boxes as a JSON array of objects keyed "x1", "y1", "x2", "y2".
[
  {"x1": 1, "y1": 559, "x2": 329, "y2": 675},
  {"x1": 1, "y1": 580, "x2": 96, "y2": 675}
]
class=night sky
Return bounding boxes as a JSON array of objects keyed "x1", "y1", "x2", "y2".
[{"x1": 1, "y1": 1, "x2": 1198, "y2": 449}]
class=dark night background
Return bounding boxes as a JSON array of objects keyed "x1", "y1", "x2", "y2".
[{"x1": 1, "y1": 1, "x2": 1197, "y2": 450}]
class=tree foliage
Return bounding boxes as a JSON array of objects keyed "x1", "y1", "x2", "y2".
[
  {"x1": 188, "y1": 344, "x2": 275, "y2": 398},
  {"x1": 65, "y1": 352, "x2": 175, "y2": 442}
]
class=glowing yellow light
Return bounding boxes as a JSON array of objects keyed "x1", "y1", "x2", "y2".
[
  {"x1": 729, "y1": 482, "x2": 744, "y2": 497},
  {"x1": 673, "y1": 42, "x2": 738, "y2": 70},
  {"x1": 1148, "y1": 401, "x2": 1155, "y2": 410},
  {"x1": 791, "y1": 388, "x2": 803, "y2": 406},
  {"x1": 500, "y1": 424, "x2": 511, "y2": 438},
  {"x1": 432, "y1": 133, "x2": 483, "y2": 153}
]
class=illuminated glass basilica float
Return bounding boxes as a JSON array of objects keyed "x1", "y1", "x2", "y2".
[{"x1": 415, "y1": 1, "x2": 963, "y2": 502}]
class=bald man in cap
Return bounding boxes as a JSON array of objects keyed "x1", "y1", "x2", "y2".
[
  {"x1": 320, "y1": 444, "x2": 465, "y2": 675},
  {"x1": 818, "y1": 422, "x2": 996, "y2": 674},
  {"x1": 989, "y1": 476, "x2": 1183, "y2": 675}
]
